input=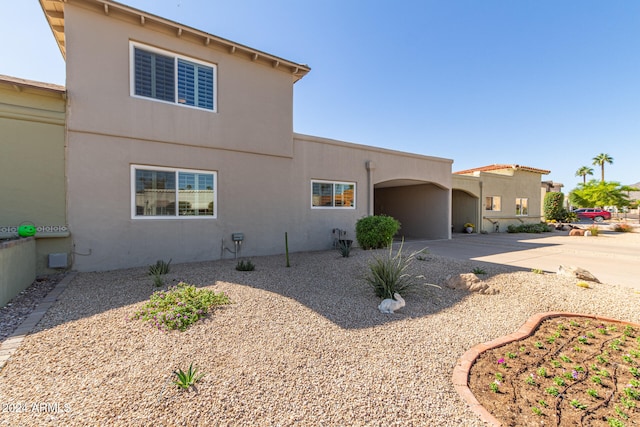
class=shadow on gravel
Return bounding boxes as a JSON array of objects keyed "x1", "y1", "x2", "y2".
[{"x1": 21, "y1": 243, "x2": 530, "y2": 333}]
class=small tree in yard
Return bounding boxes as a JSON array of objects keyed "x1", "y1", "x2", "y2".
[
  {"x1": 355, "y1": 215, "x2": 400, "y2": 249},
  {"x1": 544, "y1": 192, "x2": 566, "y2": 222}
]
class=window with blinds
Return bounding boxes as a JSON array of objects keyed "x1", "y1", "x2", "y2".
[{"x1": 131, "y1": 42, "x2": 216, "y2": 111}]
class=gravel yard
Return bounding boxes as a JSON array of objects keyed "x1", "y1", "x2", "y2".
[{"x1": 1, "y1": 241, "x2": 639, "y2": 426}]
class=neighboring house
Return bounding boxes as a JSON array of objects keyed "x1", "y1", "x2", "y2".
[
  {"x1": 0, "y1": 75, "x2": 70, "y2": 274},
  {"x1": 34, "y1": 0, "x2": 452, "y2": 272},
  {"x1": 452, "y1": 164, "x2": 550, "y2": 233}
]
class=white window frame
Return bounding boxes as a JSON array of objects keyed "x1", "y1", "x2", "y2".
[
  {"x1": 485, "y1": 196, "x2": 501, "y2": 211},
  {"x1": 310, "y1": 180, "x2": 356, "y2": 209},
  {"x1": 516, "y1": 197, "x2": 529, "y2": 216},
  {"x1": 129, "y1": 41, "x2": 217, "y2": 112},
  {"x1": 131, "y1": 165, "x2": 217, "y2": 219}
]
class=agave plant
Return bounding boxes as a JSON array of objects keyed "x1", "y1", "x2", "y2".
[{"x1": 173, "y1": 363, "x2": 206, "y2": 391}]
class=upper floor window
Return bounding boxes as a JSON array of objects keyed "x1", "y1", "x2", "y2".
[
  {"x1": 485, "y1": 196, "x2": 501, "y2": 211},
  {"x1": 130, "y1": 42, "x2": 216, "y2": 111},
  {"x1": 311, "y1": 180, "x2": 356, "y2": 209},
  {"x1": 132, "y1": 165, "x2": 217, "y2": 218},
  {"x1": 516, "y1": 197, "x2": 529, "y2": 216}
]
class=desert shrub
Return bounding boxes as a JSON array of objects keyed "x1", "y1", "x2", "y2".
[
  {"x1": 131, "y1": 282, "x2": 231, "y2": 331},
  {"x1": 587, "y1": 225, "x2": 599, "y2": 236},
  {"x1": 613, "y1": 223, "x2": 633, "y2": 233},
  {"x1": 507, "y1": 223, "x2": 552, "y2": 233},
  {"x1": 149, "y1": 259, "x2": 171, "y2": 275},
  {"x1": 356, "y1": 215, "x2": 401, "y2": 249},
  {"x1": 544, "y1": 192, "x2": 566, "y2": 222},
  {"x1": 472, "y1": 267, "x2": 487, "y2": 275},
  {"x1": 563, "y1": 211, "x2": 579, "y2": 223},
  {"x1": 236, "y1": 259, "x2": 255, "y2": 271},
  {"x1": 364, "y1": 242, "x2": 425, "y2": 299}
]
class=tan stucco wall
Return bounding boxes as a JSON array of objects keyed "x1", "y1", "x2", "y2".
[
  {"x1": 66, "y1": 131, "x2": 453, "y2": 271},
  {"x1": 294, "y1": 135, "x2": 452, "y2": 243},
  {"x1": 0, "y1": 238, "x2": 36, "y2": 307},
  {"x1": 0, "y1": 81, "x2": 70, "y2": 273},
  {"x1": 479, "y1": 170, "x2": 545, "y2": 231},
  {"x1": 64, "y1": 3, "x2": 295, "y2": 159}
]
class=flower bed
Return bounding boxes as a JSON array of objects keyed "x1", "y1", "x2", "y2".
[{"x1": 465, "y1": 314, "x2": 640, "y2": 426}]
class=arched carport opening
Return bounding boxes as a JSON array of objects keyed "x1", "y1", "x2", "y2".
[
  {"x1": 451, "y1": 189, "x2": 479, "y2": 233},
  {"x1": 374, "y1": 179, "x2": 449, "y2": 240}
]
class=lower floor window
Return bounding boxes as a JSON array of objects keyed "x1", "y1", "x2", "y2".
[
  {"x1": 485, "y1": 196, "x2": 501, "y2": 211},
  {"x1": 516, "y1": 197, "x2": 528, "y2": 216},
  {"x1": 132, "y1": 165, "x2": 216, "y2": 218},
  {"x1": 311, "y1": 180, "x2": 355, "y2": 208}
]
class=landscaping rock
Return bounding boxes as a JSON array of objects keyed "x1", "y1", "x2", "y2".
[
  {"x1": 557, "y1": 264, "x2": 600, "y2": 283},
  {"x1": 444, "y1": 273, "x2": 498, "y2": 294},
  {"x1": 569, "y1": 228, "x2": 585, "y2": 236}
]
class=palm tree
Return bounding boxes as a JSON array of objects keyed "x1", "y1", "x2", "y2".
[
  {"x1": 575, "y1": 166, "x2": 594, "y2": 184},
  {"x1": 592, "y1": 153, "x2": 614, "y2": 182}
]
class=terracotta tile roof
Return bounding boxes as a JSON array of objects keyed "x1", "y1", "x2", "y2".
[{"x1": 454, "y1": 164, "x2": 550, "y2": 175}]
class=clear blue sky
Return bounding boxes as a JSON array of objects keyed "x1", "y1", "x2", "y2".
[{"x1": 3, "y1": 1, "x2": 639, "y2": 190}]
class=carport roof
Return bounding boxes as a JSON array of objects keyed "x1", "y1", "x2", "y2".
[{"x1": 454, "y1": 164, "x2": 550, "y2": 175}]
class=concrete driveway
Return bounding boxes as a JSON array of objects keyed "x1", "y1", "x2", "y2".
[{"x1": 403, "y1": 229, "x2": 640, "y2": 292}]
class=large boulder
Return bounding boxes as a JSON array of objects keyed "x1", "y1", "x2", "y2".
[
  {"x1": 569, "y1": 228, "x2": 586, "y2": 236},
  {"x1": 557, "y1": 265, "x2": 600, "y2": 283},
  {"x1": 444, "y1": 273, "x2": 498, "y2": 294}
]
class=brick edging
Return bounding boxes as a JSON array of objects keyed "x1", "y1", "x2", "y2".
[
  {"x1": 0, "y1": 272, "x2": 77, "y2": 372},
  {"x1": 452, "y1": 312, "x2": 640, "y2": 426}
]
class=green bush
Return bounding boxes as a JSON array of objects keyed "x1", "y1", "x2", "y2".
[
  {"x1": 563, "y1": 211, "x2": 578, "y2": 223},
  {"x1": 355, "y1": 215, "x2": 400, "y2": 249},
  {"x1": 507, "y1": 223, "x2": 552, "y2": 233},
  {"x1": 131, "y1": 282, "x2": 231, "y2": 331},
  {"x1": 544, "y1": 192, "x2": 566, "y2": 222}
]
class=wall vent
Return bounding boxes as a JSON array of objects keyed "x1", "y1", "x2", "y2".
[{"x1": 48, "y1": 253, "x2": 68, "y2": 269}]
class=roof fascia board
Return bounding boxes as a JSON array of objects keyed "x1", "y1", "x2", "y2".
[{"x1": 39, "y1": 0, "x2": 310, "y2": 82}]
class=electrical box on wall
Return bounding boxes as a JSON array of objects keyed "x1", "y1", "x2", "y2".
[
  {"x1": 48, "y1": 253, "x2": 68, "y2": 269},
  {"x1": 232, "y1": 233, "x2": 244, "y2": 242}
]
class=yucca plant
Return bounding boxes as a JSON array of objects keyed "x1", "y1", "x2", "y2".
[
  {"x1": 173, "y1": 363, "x2": 206, "y2": 391},
  {"x1": 364, "y1": 241, "x2": 432, "y2": 299}
]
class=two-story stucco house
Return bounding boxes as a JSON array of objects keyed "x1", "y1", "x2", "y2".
[{"x1": 34, "y1": 0, "x2": 452, "y2": 271}]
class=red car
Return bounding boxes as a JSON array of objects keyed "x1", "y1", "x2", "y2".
[{"x1": 573, "y1": 208, "x2": 611, "y2": 222}]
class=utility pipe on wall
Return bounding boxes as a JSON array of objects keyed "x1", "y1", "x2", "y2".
[{"x1": 366, "y1": 160, "x2": 375, "y2": 216}]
